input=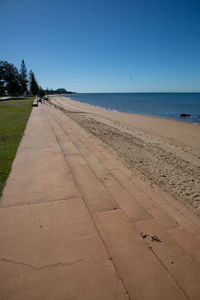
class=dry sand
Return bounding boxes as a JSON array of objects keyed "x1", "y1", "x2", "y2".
[{"x1": 49, "y1": 96, "x2": 200, "y2": 215}]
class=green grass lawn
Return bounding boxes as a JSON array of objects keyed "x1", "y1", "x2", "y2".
[{"x1": 0, "y1": 97, "x2": 34, "y2": 197}]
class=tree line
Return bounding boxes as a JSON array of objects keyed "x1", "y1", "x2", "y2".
[
  {"x1": 0, "y1": 60, "x2": 44, "y2": 97},
  {"x1": 44, "y1": 88, "x2": 75, "y2": 95}
]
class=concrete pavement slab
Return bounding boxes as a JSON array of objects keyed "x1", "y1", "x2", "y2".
[
  {"x1": 1, "y1": 147, "x2": 80, "y2": 207},
  {"x1": 66, "y1": 154, "x2": 119, "y2": 213},
  {"x1": 168, "y1": 226, "x2": 200, "y2": 264},
  {"x1": 94, "y1": 209, "x2": 188, "y2": 300},
  {"x1": 0, "y1": 198, "x2": 128, "y2": 300},
  {"x1": 112, "y1": 169, "x2": 178, "y2": 228}
]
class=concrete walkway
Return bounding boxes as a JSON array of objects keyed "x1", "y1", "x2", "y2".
[{"x1": 1, "y1": 104, "x2": 200, "y2": 300}]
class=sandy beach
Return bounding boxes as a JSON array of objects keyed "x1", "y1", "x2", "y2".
[{"x1": 49, "y1": 96, "x2": 200, "y2": 215}]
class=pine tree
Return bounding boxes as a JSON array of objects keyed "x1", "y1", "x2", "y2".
[
  {"x1": 20, "y1": 60, "x2": 28, "y2": 93},
  {"x1": 29, "y1": 70, "x2": 39, "y2": 95},
  {"x1": 0, "y1": 61, "x2": 22, "y2": 95}
]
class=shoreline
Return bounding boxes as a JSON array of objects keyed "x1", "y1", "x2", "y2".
[
  {"x1": 49, "y1": 96, "x2": 200, "y2": 215},
  {"x1": 60, "y1": 94, "x2": 200, "y2": 124},
  {"x1": 73, "y1": 101, "x2": 200, "y2": 126},
  {"x1": 59, "y1": 93, "x2": 200, "y2": 125}
]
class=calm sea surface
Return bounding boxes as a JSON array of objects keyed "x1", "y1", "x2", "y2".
[{"x1": 62, "y1": 93, "x2": 200, "y2": 124}]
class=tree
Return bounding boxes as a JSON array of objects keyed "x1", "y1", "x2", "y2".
[
  {"x1": 20, "y1": 60, "x2": 28, "y2": 93},
  {"x1": 0, "y1": 61, "x2": 22, "y2": 95},
  {"x1": 29, "y1": 70, "x2": 39, "y2": 95}
]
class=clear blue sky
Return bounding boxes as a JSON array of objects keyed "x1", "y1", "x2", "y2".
[{"x1": 1, "y1": 0, "x2": 200, "y2": 92}]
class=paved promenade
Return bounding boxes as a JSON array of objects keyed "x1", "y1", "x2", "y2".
[{"x1": 1, "y1": 104, "x2": 200, "y2": 300}]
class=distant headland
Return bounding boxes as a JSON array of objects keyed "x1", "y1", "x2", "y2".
[{"x1": 45, "y1": 88, "x2": 76, "y2": 95}]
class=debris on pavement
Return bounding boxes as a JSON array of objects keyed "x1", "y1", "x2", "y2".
[
  {"x1": 151, "y1": 234, "x2": 162, "y2": 242},
  {"x1": 140, "y1": 232, "x2": 147, "y2": 239}
]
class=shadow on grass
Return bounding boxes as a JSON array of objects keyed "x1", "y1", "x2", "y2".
[
  {"x1": 0, "y1": 97, "x2": 34, "y2": 102},
  {"x1": 11, "y1": 97, "x2": 33, "y2": 100}
]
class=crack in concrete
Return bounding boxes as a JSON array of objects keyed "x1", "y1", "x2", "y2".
[{"x1": 0, "y1": 257, "x2": 84, "y2": 270}]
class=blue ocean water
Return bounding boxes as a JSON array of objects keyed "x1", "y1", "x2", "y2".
[{"x1": 62, "y1": 93, "x2": 200, "y2": 124}]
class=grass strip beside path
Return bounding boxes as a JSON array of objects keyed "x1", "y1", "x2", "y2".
[{"x1": 0, "y1": 97, "x2": 34, "y2": 197}]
